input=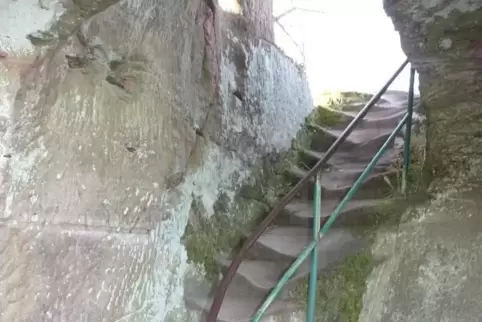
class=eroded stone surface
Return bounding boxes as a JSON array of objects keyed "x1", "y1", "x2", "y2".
[
  {"x1": 384, "y1": 0, "x2": 482, "y2": 180},
  {"x1": 0, "y1": 0, "x2": 313, "y2": 320},
  {"x1": 360, "y1": 188, "x2": 482, "y2": 322},
  {"x1": 360, "y1": 2, "x2": 482, "y2": 320}
]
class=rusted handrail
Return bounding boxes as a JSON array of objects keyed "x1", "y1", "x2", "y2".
[{"x1": 206, "y1": 59, "x2": 409, "y2": 321}]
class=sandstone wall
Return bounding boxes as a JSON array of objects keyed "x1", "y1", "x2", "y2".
[{"x1": 0, "y1": 0, "x2": 313, "y2": 321}]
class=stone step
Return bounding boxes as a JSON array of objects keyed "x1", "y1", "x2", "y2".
[
  {"x1": 327, "y1": 106, "x2": 406, "y2": 131},
  {"x1": 298, "y1": 146, "x2": 400, "y2": 170},
  {"x1": 286, "y1": 165, "x2": 397, "y2": 200},
  {"x1": 246, "y1": 226, "x2": 362, "y2": 262},
  {"x1": 319, "y1": 125, "x2": 397, "y2": 145},
  {"x1": 217, "y1": 259, "x2": 294, "y2": 299},
  {"x1": 185, "y1": 294, "x2": 298, "y2": 322},
  {"x1": 279, "y1": 198, "x2": 384, "y2": 227},
  {"x1": 309, "y1": 123, "x2": 398, "y2": 153},
  {"x1": 220, "y1": 229, "x2": 364, "y2": 297},
  {"x1": 341, "y1": 90, "x2": 413, "y2": 111}
]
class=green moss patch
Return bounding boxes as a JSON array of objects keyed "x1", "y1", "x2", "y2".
[
  {"x1": 290, "y1": 250, "x2": 375, "y2": 322},
  {"x1": 183, "y1": 120, "x2": 315, "y2": 280},
  {"x1": 183, "y1": 194, "x2": 270, "y2": 279},
  {"x1": 306, "y1": 105, "x2": 343, "y2": 128}
]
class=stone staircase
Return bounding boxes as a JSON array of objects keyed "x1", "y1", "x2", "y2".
[{"x1": 185, "y1": 93, "x2": 409, "y2": 322}]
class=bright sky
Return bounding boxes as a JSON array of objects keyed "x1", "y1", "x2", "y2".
[{"x1": 273, "y1": 0, "x2": 419, "y2": 97}]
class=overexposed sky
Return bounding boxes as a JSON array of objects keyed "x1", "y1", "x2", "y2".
[{"x1": 273, "y1": 0, "x2": 419, "y2": 96}]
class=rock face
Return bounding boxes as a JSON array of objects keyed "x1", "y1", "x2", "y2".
[
  {"x1": 359, "y1": 2, "x2": 482, "y2": 321},
  {"x1": 384, "y1": 0, "x2": 482, "y2": 180},
  {"x1": 0, "y1": 1, "x2": 312, "y2": 321}
]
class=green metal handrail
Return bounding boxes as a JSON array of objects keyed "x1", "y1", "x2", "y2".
[
  {"x1": 206, "y1": 60, "x2": 413, "y2": 322},
  {"x1": 252, "y1": 66, "x2": 416, "y2": 321}
]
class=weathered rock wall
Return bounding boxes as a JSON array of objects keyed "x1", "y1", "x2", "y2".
[
  {"x1": 359, "y1": 2, "x2": 482, "y2": 321},
  {"x1": 0, "y1": 0, "x2": 312, "y2": 321}
]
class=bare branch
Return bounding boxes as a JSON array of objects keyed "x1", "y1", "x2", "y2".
[
  {"x1": 274, "y1": 7, "x2": 296, "y2": 22},
  {"x1": 273, "y1": 4, "x2": 325, "y2": 65},
  {"x1": 295, "y1": 8, "x2": 326, "y2": 15},
  {"x1": 274, "y1": 19, "x2": 306, "y2": 64},
  {"x1": 274, "y1": 6, "x2": 326, "y2": 22}
]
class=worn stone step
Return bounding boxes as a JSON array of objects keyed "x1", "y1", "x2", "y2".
[
  {"x1": 278, "y1": 198, "x2": 384, "y2": 227},
  {"x1": 246, "y1": 226, "x2": 362, "y2": 262},
  {"x1": 286, "y1": 165, "x2": 397, "y2": 200},
  {"x1": 317, "y1": 125, "x2": 397, "y2": 145},
  {"x1": 309, "y1": 123, "x2": 398, "y2": 153},
  {"x1": 298, "y1": 146, "x2": 400, "y2": 170},
  {"x1": 220, "y1": 229, "x2": 364, "y2": 296},
  {"x1": 341, "y1": 90, "x2": 413, "y2": 111},
  {"x1": 327, "y1": 106, "x2": 406, "y2": 131},
  {"x1": 217, "y1": 259, "x2": 294, "y2": 299},
  {"x1": 185, "y1": 294, "x2": 298, "y2": 322}
]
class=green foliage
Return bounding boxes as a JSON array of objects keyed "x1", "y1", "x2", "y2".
[{"x1": 290, "y1": 250, "x2": 375, "y2": 322}]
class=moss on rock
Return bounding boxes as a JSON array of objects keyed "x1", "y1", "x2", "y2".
[
  {"x1": 182, "y1": 105, "x2": 322, "y2": 281},
  {"x1": 315, "y1": 90, "x2": 373, "y2": 108},
  {"x1": 290, "y1": 250, "x2": 375, "y2": 322},
  {"x1": 424, "y1": 9, "x2": 482, "y2": 56},
  {"x1": 183, "y1": 193, "x2": 270, "y2": 279},
  {"x1": 182, "y1": 91, "x2": 389, "y2": 310},
  {"x1": 306, "y1": 105, "x2": 343, "y2": 128},
  {"x1": 288, "y1": 110, "x2": 429, "y2": 321}
]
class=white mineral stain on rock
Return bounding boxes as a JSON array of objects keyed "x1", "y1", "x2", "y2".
[
  {"x1": 439, "y1": 38, "x2": 452, "y2": 49},
  {"x1": 246, "y1": 43, "x2": 313, "y2": 151},
  {"x1": 140, "y1": 39, "x2": 313, "y2": 319},
  {"x1": 219, "y1": 39, "x2": 313, "y2": 162},
  {"x1": 0, "y1": 0, "x2": 64, "y2": 53},
  {"x1": 0, "y1": 0, "x2": 64, "y2": 218},
  {"x1": 144, "y1": 142, "x2": 250, "y2": 320}
]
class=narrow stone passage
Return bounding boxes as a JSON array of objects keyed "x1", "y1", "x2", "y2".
[{"x1": 185, "y1": 91, "x2": 410, "y2": 321}]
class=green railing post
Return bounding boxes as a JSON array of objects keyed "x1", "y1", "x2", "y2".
[
  {"x1": 251, "y1": 115, "x2": 409, "y2": 321},
  {"x1": 402, "y1": 66, "x2": 416, "y2": 195},
  {"x1": 307, "y1": 174, "x2": 321, "y2": 322}
]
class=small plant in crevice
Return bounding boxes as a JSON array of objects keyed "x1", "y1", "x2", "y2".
[{"x1": 383, "y1": 132, "x2": 428, "y2": 200}]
